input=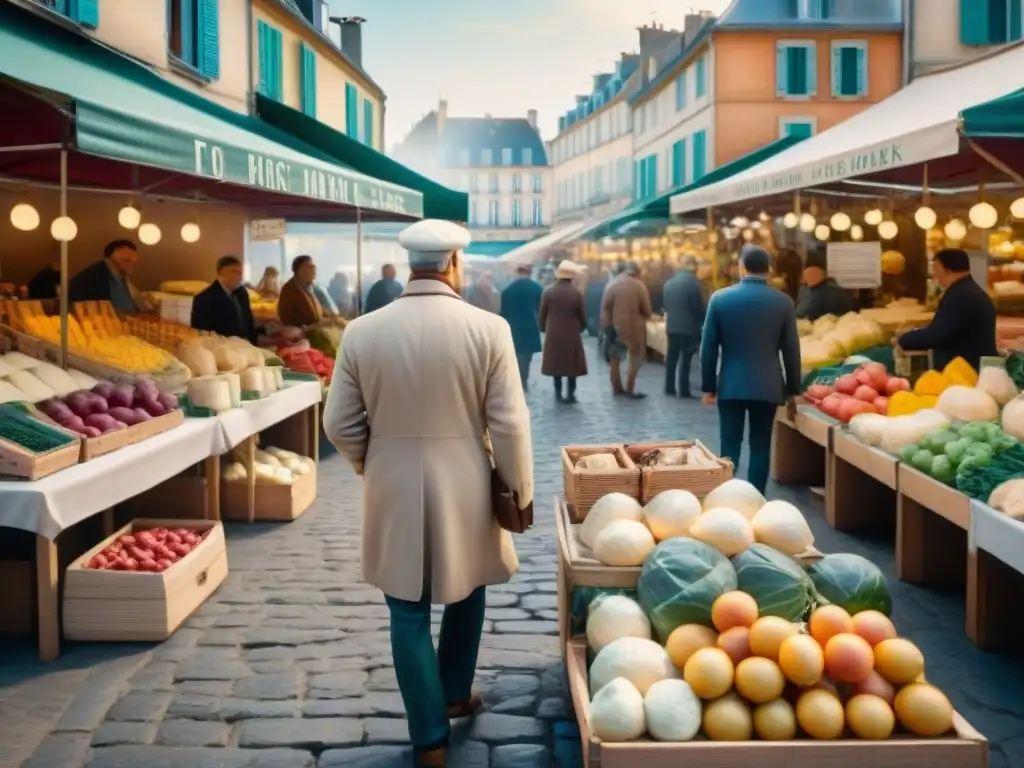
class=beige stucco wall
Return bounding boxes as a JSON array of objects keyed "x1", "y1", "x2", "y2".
[
  {"x1": 911, "y1": 0, "x2": 1008, "y2": 75},
  {"x1": 90, "y1": 0, "x2": 250, "y2": 114}
]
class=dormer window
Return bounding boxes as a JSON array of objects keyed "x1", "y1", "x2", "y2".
[
  {"x1": 799, "y1": 0, "x2": 830, "y2": 19},
  {"x1": 647, "y1": 58, "x2": 658, "y2": 79},
  {"x1": 501, "y1": 148, "x2": 513, "y2": 165},
  {"x1": 481, "y1": 149, "x2": 493, "y2": 166}
]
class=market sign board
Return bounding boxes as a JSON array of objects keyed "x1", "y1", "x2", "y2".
[{"x1": 250, "y1": 219, "x2": 287, "y2": 241}]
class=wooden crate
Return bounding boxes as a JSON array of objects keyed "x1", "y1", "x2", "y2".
[
  {"x1": 562, "y1": 445, "x2": 640, "y2": 522},
  {"x1": 566, "y1": 636, "x2": 987, "y2": 768},
  {"x1": 63, "y1": 519, "x2": 228, "y2": 642},
  {"x1": 220, "y1": 464, "x2": 317, "y2": 522},
  {"x1": 125, "y1": 407, "x2": 185, "y2": 445},
  {"x1": 117, "y1": 475, "x2": 210, "y2": 522},
  {"x1": 624, "y1": 440, "x2": 732, "y2": 502}
]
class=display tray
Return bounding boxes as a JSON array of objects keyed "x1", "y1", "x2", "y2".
[
  {"x1": 25, "y1": 404, "x2": 128, "y2": 461},
  {"x1": 832, "y1": 430, "x2": 898, "y2": 488},
  {"x1": 897, "y1": 465, "x2": 970, "y2": 530},
  {"x1": 220, "y1": 463, "x2": 317, "y2": 522},
  {"x1": 0, "y1": 413, "x2": 82, "y2": 481},
  {"x1": 125, "y1": 407, "x2": 185, "y2": 445},
  {"x1": 565, "y1": 637, "x2": 988, "y2": 768},
  {"x1": 63, "y1": 519, "x2": 228, "y2": 642},
  {"x1": 623, "y1": 440, "x2": 732, "y2": 502},
  {"x1": 561, "y1": 444, "x2": 640, "y2": 522}
]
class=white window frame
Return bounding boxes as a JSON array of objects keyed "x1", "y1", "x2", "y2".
[
  {"x1": 779, "y1": 115, "x2": 818, "y2": 139},
  {"x1": 830, "y1": 39, "x2": 869, "y2": 99},
  {"x1": 776, "y1": 39, "x2": 817, "y2": 101},
  {"x1": 501, "y1": 148, "x2": 513, "y2": 166}
]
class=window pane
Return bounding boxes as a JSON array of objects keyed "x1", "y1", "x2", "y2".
[
  {"x1": 787, "y1": 47, "x2": 807, "y2": 94},
  {"x1": 840, "y1": 47, "x2": 859, "y2": 95}
]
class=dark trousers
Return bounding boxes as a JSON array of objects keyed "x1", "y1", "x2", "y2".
[
  {"x1": 665, "y1": 333, "x2": 700, "y2": 395},
  {"x1": 554, "y1": 376, "x2": 577, "y2": 398},
  {"x1": 516, "y1": 353, "x2": 533, "y2": 388},
  {"x1": 718, "y1": 399, "x2": 777, "y2": 494}
]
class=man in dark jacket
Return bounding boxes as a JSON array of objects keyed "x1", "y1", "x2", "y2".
[
  {"x1": 701, "y1": 246, "x2": 801, "y2": 494},
  {"x1": 68, "y1": 239, "x2": 141, "y2": 312},
  {"x1": 363, "y1": 264, "x2": 403, "y2": 314},
  {"x1": 190, "y1": 256, "x2": 258, "y2": 344},
  {"x1": 795, "y1": 252, "x2": 853, "y2": 321},
  {"x1": 499, "y1": 264, "x2": 544, "y2": 388},
  {"x1": 661, "y1": 255, "x2": 707, "y2": 398},
  {"x1": 28, "y1": 261, "x2": 61, "y2": 300},
  {"x1": 897, "y1": 248, "x2": 997, "y2": 371}
]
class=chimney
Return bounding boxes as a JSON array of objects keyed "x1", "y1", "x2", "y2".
[
  {"x1": 684, "y1": 12, "x2": 710, "y2": 43},
  {"x1": 527, "y1": 109, "x2": 538, "y2": 129},
  {"x1": 637, "y1": 23, "x2": 679, "y2": 58},
  {"x1": 437, "y1": 98, "x2": 448, "y2": 138},
  {"x1": 336, "y1": 16, "x2": 365, "y2": 68}
]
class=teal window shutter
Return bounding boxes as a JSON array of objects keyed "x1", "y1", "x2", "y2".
[
  {"x1": 855, "y1": 46, "x2": 867, "y2": 95},
  {"x1": 675, "y1": 73, "x2": 686, "y2": 110},
  {"x1": 257, "y1": 23, "x2": 282, "y2": 100},
  {"x1": 363, "y1": 99, "x2": 374, "y2": 147},
  {"x1": 671, "y1": 140, "x2": 685, "y2": 187},
  {"x1": 806, "y1": 44, "x2": 817, "y2": 95},
  {"x1": 695, "y1": 57, "x2": 706, "y2": 98},
  {"x1": 257, "y1": 21, "x2": 269, "y2": 96},
  {"x1": 776, "y1": 44, "x2": 789, "y2": 96},
  {"x1": 646, "y1": 155, "x2": 657, "y2": 197},
  {"x1": 960, "y1": 0, "x2": 993, "y2": 44},
  {"x1": 1012, "y1": 0, "x2": 1023, "y2": 40},
  {"x1": 179, "y1": 0, "x2": 196, "y2": 65},
  {"x1": 269, "y1": 27, "x2": 282, "y2": 100},
  {"x1": 197, "y1": 0, "x2": 220, "y2": 80},
  {"x1": 299, "y1": 44, "x2": 316, "y2": 117},
  {"x1": 345, "y1": 83, "x2": 358, "y2": 136},
  {"x1": 841, "y1": 47, "x2": 859, "y2": 95},
  {"x1": 830, "y1": 45, "x2": 842, "y2": 97},
  {"x1": 70, "y1": 0, "x2": 99, "y2": 28},
  {"x1": 693, "y1": 131, "x2": 707, "y2": 179},
  {"x1": 786, "y1": 46, "x2": 807, "y2": 94}
]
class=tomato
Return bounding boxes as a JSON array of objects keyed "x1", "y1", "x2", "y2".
[
  {"x1": 119, "y1": 534, "x2": 137, "y2": 546},
  {"x1": 183, "y1": 533, "x2": 199, "y2": 545},
  {"x1": 139, "y1": 559, "x2": 159, "y2": 572},
  {"x1": 89, "y1": 555, "x2": 108, "y2": 569},
  {"x1": 122, "y1": 557, "x2": 139, "y2": 571},
  {"x1": 156, "y1": 559, "x2": 173, "y2": 571}
]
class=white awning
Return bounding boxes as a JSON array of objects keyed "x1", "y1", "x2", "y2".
[
  {"x1": 496, "y1": 218, "x2": 596, "y2": 262},
  {"x1": 670, "y1": 43, "x2": 1024, "y2": 215}
]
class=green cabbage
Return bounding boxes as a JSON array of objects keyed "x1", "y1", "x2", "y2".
[
  {"x1": 807, "y1": 553, "x2": 893, "y2": 616},
  {"x1": 637, "y1": 538, "x2": 737, "y2": 641},
  {"x1": 732, "y1": 544, "x2": 816, "y2": 622}
]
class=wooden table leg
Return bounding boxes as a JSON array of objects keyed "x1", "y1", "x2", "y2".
[
  {"x1": 966, "y1": 548, "x2": 1024, "y2": 650},
  {"x1": 897, "y1": 494, "x2": 966, "y2": 586},
  {"x1": 310, "y1": 403, "x2": 320, "y2": 461},
  {"x1": 35, "y1": 535, "x2": 59, "y2": 662},
  {"x1": 204, "y1": 454, "x2": 221, "y2": 522}
]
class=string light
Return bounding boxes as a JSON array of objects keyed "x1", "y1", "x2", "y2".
[
  {"x1": 10, "y1": 203, "x2": 39, "y2": 231},
  {"x1": 50, "y1": 216, "x2": 77, "y2": 242}
]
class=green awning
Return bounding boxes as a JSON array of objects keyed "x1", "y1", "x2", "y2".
[
  {"x1": 960, "y1": 87, "x2": 1024, "y2": 138},
  {"x1": 463, "y1": 241, "x2": 529, "y2": 257},
  {"x1": 256, "y1": 96, "x2": 467, "y2": 221},
  {"x1": 578, "y1": 135, "x2": 807, "y2": 240},
  {"x1": 0, "y1": 4, "x2": 422, "y2": 218}
]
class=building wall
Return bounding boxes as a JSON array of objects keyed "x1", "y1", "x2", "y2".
[
  {"x1": 89, "y1": 0, "x2": 249, "y2": 114},
  {"x1": 251, "y1": 0, "x2": 382, "y2": 147},
  {"x1": 440, "y1": 166, "x2": 551, "y2": 241},
  {"x1": 910, "y1": 0, "x2": 1018, "y2": 76}
]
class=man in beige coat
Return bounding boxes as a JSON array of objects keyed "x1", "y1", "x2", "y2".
[
  {"x1": 323, "y1": 219, "x2": 533, "y2": 768},
  {"x1": 600, "y1": 261, "x2": 653, "y2": 398}
]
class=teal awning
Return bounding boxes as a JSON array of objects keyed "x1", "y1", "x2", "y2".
[
  {"x1": 0, "y1": 4, "x2": 422, "y2": 218},
  {"x1": 464, "y1": 241, "x2": 529, "y2": 257},
  {"x1": 256, "y1": 96, "x2": 467, "y2": 221},
  {"x1": 960, "y1": 87, "x2": 1024, "y2": 138},
  {"x1": 578, "y1": 135, "x2": 806, "y2": 240}
]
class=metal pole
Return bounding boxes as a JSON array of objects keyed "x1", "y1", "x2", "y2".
[
  {"x1": 59, "y1": 149, "x2": 69, "y2": 369},
  {"x1": 355, "y1": 207, "x2": 363, "y2": 315}
]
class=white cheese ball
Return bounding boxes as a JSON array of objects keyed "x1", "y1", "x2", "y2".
[
  {"x1": 643, "y1": 489, "x2": 702, "y2": 541},
  {"x1": 580, "y1": 492, "x2": 643, "y2": 548},
  {"x1": 590, "y1": 636, "x2": 679, "y2": 696},
  {"x1": 593, "y1": 520, "x2": 656, "y2": 566},
  {"x1": 586, "y1": 595, "x2": 651, "y2": 654},
  {"x1": 644, "y1": 678, "x2": 702, "y2": 741},
  {"x1": 590, "y1": 677, "x2": 646, "y2": 742}
]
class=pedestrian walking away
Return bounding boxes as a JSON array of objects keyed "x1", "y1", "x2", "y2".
[
  {"x1": 600, "y1": 260, "x2": 653, "y2": 398},
  {"x1": 323, "y1": 219, "x2": 534, "y2": 768},
  {"x1": 499, "y1": 263, "x2": 544, "y2": 389},
  {"x1": 363, "y1": 263, "x2": 404, "y2": 314},
  {"x1": 700, "y1": 245, "x2": 801, "y2": 494},
  {"x1": 540, "y1": 260, "x2": 588, "y2": 403},
  {"x1": 661, "y1": 254, "x2": 708, "y2": 397}
]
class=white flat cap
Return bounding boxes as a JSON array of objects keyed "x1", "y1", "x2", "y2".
[
  {"x1": 555, "y1": 260, "x2": 583, "y2": 279},
  {"x1": 398, "y1": 219, "x2": 471, "y2": 270}
]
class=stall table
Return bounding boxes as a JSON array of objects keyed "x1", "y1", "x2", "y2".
[
  {"x1": 770, "y1": 401, "x2": 833, "y2": 489},
  {"x1": 896, "y1": 466, "x2": 971, "y2": 587},
  {"x1": 827, "y1": 430, "x2": 899, "y2": 532},
  {"x1": 966, "y1": 500, "x2": 1024, "y2": 651}
]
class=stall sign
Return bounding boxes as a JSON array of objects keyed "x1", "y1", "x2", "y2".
[
  {"x1": 250, "y1": 219, "x2": 287, "y2": 242},
  {"x1": 827, "y1": 242, "x2": 882, "y2": 289}
]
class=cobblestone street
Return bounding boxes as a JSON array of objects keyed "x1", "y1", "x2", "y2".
[{"x1": 3, "y1": 342, "x2": 1024, "y2": 768}]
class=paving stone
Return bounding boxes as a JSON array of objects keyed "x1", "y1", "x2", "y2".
[
  {"x1": 91, "y1": 721, "x2": 157, "y2": 746},
  {"x1": 86, "y1": 746, "x2": 317, "y2": 768},
  {"x1": 22, "y1": 733, "x2": 90, "y2": 768},
  {"x1": 308, "y1": 671, "x2": 369, "y2": 698},
  {"x1": 363, "y1": 717, "x2": 409, "y2": 744},
  {"x1": 447, "y1": 737, "x2": 490, "y2": 768},
  {"x1": 175, "y1": 660, "x2": 249, "y2": 681},
  {"x1": 244, "y1": 628, "x2": 346, "y2": 647},
  {"x1": 471, "y1": 712, "x2": 547, "y2": 743},
  {"x1": 492, "y1": 743, "x2": 555, "y2": 768},
  {"x1": 238, "y1": 717, "x2": 363, "y2": 750},
  {"x1": 366, "y1": 667, "x2": 399, "y2": 691},
  {"x1": 166, "y1": 694, "x2": 300, "y2": 721},
  {"x1": 486, "y1": 674, "x2": 541, "y2": 700},
  {"x1": 233, "y1": 673, "x2": 303, "y2": 700},
  {"x1": 520, "y1": 593, "x2": 558, "y2": 610},
  {"x1": 536, "y1": 696, "x2": 571, "y2": 720},
  {"x1": 106, "y1": 693, "x2": 172, "y2": 723},
  {"x1": 155, "y1": 719, "x2": 231, "y2": 747},
  {"x1": 490, "y1": 694, "x2": 536, "y2": 714},
  {"x1": 303, "y1": 691, "x2": 407, "y2": 718},
  {"x1": 494, "y1": 620, "x2": 558, "y2": 634},
  {"x1": 317, "y1": 746, "x2": 413, "y2": 767},
  {"x1": 174, "y1": 680, "x2": 234, "y2": 697}
]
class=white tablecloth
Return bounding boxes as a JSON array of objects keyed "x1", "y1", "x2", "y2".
[
  {"x1": 0, "y1": 418, "x2": 221, "y2": 540},
  {"x1": 969, "y1": 498, "x2": 1024, "y2": 574},
  {"x1": 214, "y1": 381, "x2": 322, "y2": 453}
]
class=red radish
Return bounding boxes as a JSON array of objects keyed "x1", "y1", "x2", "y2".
[
  {"x1": 119, "y1": 535, "x2": 137, "y2": 546},
  {"x1": 884, "y1": 377, "x2": 911, "y2": 395},
  {"x1": 873, "y1": 396, "x2": 888, "y2": 414},
  {"x1": 122, "y1": 557, "x2": 139, "y2": 571},
  {"x1": 863, "y1": 362, "x2": 890, "y2": 390},
  {"x1": 839, "y1": 398, "x2": 876, "y2": 423},
  {"x1": 805, "y1": 384, "x2": 834, "y2": 401},
  {"x1": 853, "y1": 385, "x2": 879, "y2": 402},
  {"x1": 855, "y1": 369, "x2": 874, "y2": 387},
  {"x1": 835, "y1": 375, "x2": 859, "y2": 395},
  {"x1": 821, "y1": 393, "x2": 846, "y2": 418}
]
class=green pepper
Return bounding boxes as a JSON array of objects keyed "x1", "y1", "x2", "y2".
[
  {"x1": 912, "y1": 449, "x2": 935, "y2": 473},
  {"x1": 958, "y1": 422, "x2": 990, "y2": 443},
  {"x1": 944, "y1": 438, "x2": 971, "y2": 466},
  {"x1": 930, "y1": 454, "x2": 956, "y2": 484},
  {"x1": 900, "y1": 445, "x2": 921, "y2": 463}
]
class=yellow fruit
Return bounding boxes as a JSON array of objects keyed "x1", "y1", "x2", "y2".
[
  {"x1": 846, "y1": 694, "x2": 895, "y2": 739},
  {"x1": 894, "y1": 683, "x2": 954, "y2": 737},
  {"x1": 665, "y1": 624, "x2": 718, "y2": 671},
  {"x1": 796, "y1": 688, "x2": 845, "y2": 740},
  {"x1": 873, "y1": 638, "x2": 925, "y2": 685},
  {"x1": 778, "y1": 634, "x2": 825, "y2": 686},
  {"x1": 702, "y1": 693, "x2": 753, "y2": 741},
  {"x1": 683, "y1": 647, "x2": 734, "y2": 700},
  {"x1": 735, "y1": 657, "x2": 786, "y2": 704},
  {"x1": 748, "y1": 617, "x2": 798, "y2": 662},
  {"x1": 753, "y1": 698, "x2": 797, "y2": 740}
]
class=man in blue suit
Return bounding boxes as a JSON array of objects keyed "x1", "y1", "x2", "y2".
[
  {"x1": 700, "y1": 245, "x2": 801, "y2": 494},
  {"x1": 500, "y1": 264, "x2": 544, "y2": 388}
]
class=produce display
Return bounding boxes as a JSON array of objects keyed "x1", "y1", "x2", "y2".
[
  {"x1": 221, "y1": 444, "x2": 314, "y2": 485},
  {"x1": 0, "y1": 353, "x2": 105, "y2": 404},
  {"x1": 798, "y1": 312, "x2": 888, "y2": 371},
  {"x1": 805, "y1": 362, "x2": 910, "y2": 422},
  {"x1": 36, "y1": 378, "x2": 179, "y2": 438},
  {"x1": 277, "y1": 346, "x2": 334, "y2": 384},
  {"x1": 307, "y1": 324, "x2": 344, "y2": 359},
  {"x1": 580, "y1": 481, "x2": 957, "y2": 745},
  {"x1": 0, "y1": 402, "x2": 78, "y2": 454},
  {"x1": 632, "y1": 444, "x2": 719, "y2": 468},
  {"x1": 84, "y1": 525, "x2": 212, "y2": 572},
  {"x1": 122, "y1": 315, "x2": 198, "y2": 353},
  {"x1": 177, "y1": 335, "x2": 266, "y2": 377}
]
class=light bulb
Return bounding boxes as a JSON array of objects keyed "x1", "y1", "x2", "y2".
[
  {"x1": 759, "y1": 211, "x2": 771, "y2": 222},
  {"x1": 118, "y1": 205, "x2": 141, "y2": 229},
  {"x1": 944, "y1": 218, "x2": 967, "y2": 241},
  {"x1": 830, "y1": 212, "x2": 851, "y2": 232},
  {"x1": 814, "y1": 224, "x2": 830, "y2": 241},
  {"x1": 181, "y1": 222, "x2": 201, "y2": 243},
  {"x1": 877, "y1": 220, "x2": 899, "y2": 240},
  {"x1": 864, "y1": 208, "x2": 883, "y2": 226},
  {"x1": 1011, "y1": 198, "x2": 1024, "y2": 219},
  {"x1": 731, "y1": 216, "x2": 749, "y2": 228},
  {"x1": 741, "y1": 228, "x2": 753, "y2": 242},
  {"x1": 782, "y1": 212, "x2": 798, "y2": 229},
  {"x1": 850, "y1": 224, "x2": 864, "y2": 241},
  {"x1": 50, "y1": 216, "x2": 77, "y2": 242},
  {"x1": 914, "y1": 206, "x2": 937, "y2": 230},
  {"x1": 969, "y1": 201, "x2": 998, "y2": 229},
  {"x1": 799, "y1": 213, "x2": 816, "y2": 232},
  {"x1": 10, "y1": 202, "x2": 40, "y2": 231},
  {"x1": 138, "y1": 222, "x2": 162, "y2": 245}
]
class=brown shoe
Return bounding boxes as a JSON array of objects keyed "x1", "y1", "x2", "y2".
[
  {"x1": 416, "y1": 747, "x2": 447, "y2": 768},
  {"x1": 445, "y1": 693, "x2": 484, "y2": 719}
]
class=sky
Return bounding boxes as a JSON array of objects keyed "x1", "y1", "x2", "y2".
[{"x1": 330, "y1": 0, "x2": 734, "y2": 149}]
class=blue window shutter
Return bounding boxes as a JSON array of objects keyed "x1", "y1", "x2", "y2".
[
  {"x1": 299, "y1": 44, "x2": 316, "y2": 116},
  {"x1": 776, "y1": 44, "x2": 789, "y2": 96},
  {"x1": 960, "y1": 0, "x2": 992, "y2": 44},
  {"x1": 179, "y1": 0, "x2": 196, "y2": 65},
  {"x1": 806, "y1": 44, "x2": 817, "y2": 95},
  {"x1": 197, "y1": 0, "x2": 220, "y2": 79},
  {"x1": 257, "y1": 21, "x2": 269, "y2": 96},
  {"x1": 269, "y1": 28, "x2": 283, "y2": 100},
  {"x1": 363, "y1": 100, "x2": 374, "y2": 147},
  {"x1": 1012, "y1": 0, "x2": 1023, "y2": 40},
  {"x1": 855, "y1": 45, "x2": 867, "y2": 95},
  {"x1": 70, "y1": 0, "x2": 99, "y2": 27},
  {"x1": 830, "y1": 45, "x2": 842, "y2": 97}
]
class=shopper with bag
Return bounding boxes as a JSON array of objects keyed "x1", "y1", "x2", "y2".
[{"x1": 323, "y1": 219, "x2": 534, "y2": 768}]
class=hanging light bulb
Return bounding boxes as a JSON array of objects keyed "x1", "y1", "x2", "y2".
[
  {"x1": 742, "y1": 228, "x2": 754, "y2": 242},
  {"x1": 814, "y1": 224, "x2": 830, "y2": 241},
  {"x1": 9, "y1": 202, "x2": 40, "y2": 231},
  {"x1": 944, "y1": 218, "x2": 967, "y2": 241},
  {"x1": 830, "y1": 212, "x2": 851, "y2": 232},
  {"x1": 731, "y1": 216, "x2": 749, "y2": 228},
  {"x1": 914, "y1": 206, "x2": 937, "y2": 230},
  {"x1": 118, "y1": 205, "x2": 141, "y2": 230},
  {"x1": 799, "y1": 213, "x2": 816, "y2": 232},
  {"x1": 138, "y1": 222, "x2": 162, "y2": 245},
  {"x1": 877, "y1": 220, "x2": 899, "y2": 240},
  {"x1": 1011, "y1": 198, "x2": 1024, "y2": 219},
  {"x1": 864, "y1": 208, "x2": 884, "y2": 226},
  {"x1": 782, "y1": 212, "x2": 798, "y2": 228},
  {"x1": 181, "y1": 222, "x2": 201, "y2": 243},
  {"x1": 850, "y1": 224, "x2": 864, "y2": 241},
  {"x1": 50, "y1": 216, "x2": 78, "y2": 242},
  {"x1": 759, "y1": 210, "x2": 771, "y2": 222},
  {"x1": 969, "y1": 201, "x2": 998, "y2": 229}
]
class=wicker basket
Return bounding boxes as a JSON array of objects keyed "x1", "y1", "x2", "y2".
[
  {"x1": 561, "y1": 444, "x2": 640, "y2": 522},
  {"x1": 624, "y1": 440, "x2": 733, "y2": 502}
]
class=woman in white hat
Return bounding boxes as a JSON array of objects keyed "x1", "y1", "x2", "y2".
[{"x1": 539, "y1": 260, "x2": 588, "y2": 402}]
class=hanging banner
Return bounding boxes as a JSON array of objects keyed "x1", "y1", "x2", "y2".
[{"x1": 827, "y1": 242, "x2": 882, "y2": 289}]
